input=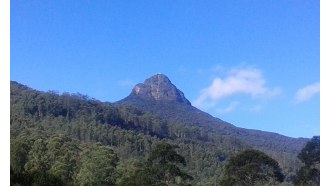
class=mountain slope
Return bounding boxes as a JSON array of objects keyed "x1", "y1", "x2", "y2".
[
  {"x1": 10, "y1": 80, "x2": 252, "y2": 185},
  {"x1": 117, "y1": 74, "x2": 308, "y2": 154},
  {"x1": 11, "y1": 80, "x2": 307, "y2": 184}
]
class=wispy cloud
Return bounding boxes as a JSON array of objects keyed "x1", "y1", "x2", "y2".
[
  {"x1": 295, "y1": 82, "x2": 320, "y2": 103},
  {"x1": 193, "y1": 67, "x2": 280, "y2": 109}
]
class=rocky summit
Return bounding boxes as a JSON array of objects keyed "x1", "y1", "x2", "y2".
[{"x1": 129, "y1": 73, "x2": 191, "y2": 105}]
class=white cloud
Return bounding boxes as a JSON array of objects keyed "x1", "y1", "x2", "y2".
[
  {"x1": 193, "y1": 67, "x2": 280, "y2": 109},
  {"x1": 295, "y1": 82, "x2": 320, "y2": 103}
]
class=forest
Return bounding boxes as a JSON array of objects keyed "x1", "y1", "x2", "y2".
[{"x1": 10, "y1": 81, "x2": 319, "y2": 185}]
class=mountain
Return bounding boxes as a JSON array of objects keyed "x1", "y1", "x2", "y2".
[
  {"x1": 130, "y1": 73, "x2": 191, "y2": 105},
  {"x1": 117, "y1": 74, "x2": 308, "y2": 154},
  {"x1": 10, "y1": 78, "x2": 308, "y2": 185},
  {"x1": 10, "y1": 80, "x2": 252, "y2": 185}
]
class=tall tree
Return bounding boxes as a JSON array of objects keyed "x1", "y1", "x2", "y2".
[
  {"x1": 147, "y1": 142, "x2": 193, "y2": 186},
  {"x1": 10, "y1": 137, "x2": 33, "y2": 185},
  {"x1": 75, "y1": 145, "x2": 118, "y2": 186},
  {"x1": 46, "y1": 135, "x2": 80, "y2": 186},
  {"x1": 219, "y1": 149, "x2": 284, "y2": 186},
  {"x1": 294, "y1": 136, "x2": 320, "y2": 186},
  {"x1": 116, "y1": 158, "x2": 159, "y2": 186},
  {"x1": 24, "y1": 138, "x2": 64, "y2": 186}
]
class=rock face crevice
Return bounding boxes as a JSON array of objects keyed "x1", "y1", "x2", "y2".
[{"x1": 130, "y1": 74, "x2": 191, "y2": 105}]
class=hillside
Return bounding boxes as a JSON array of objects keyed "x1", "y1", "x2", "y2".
[
  {"x1": 117, "y1": 74, "x2": 308, "y2": 154},
  {"x1": 10, "y1": 80, "x2": 306, "y2": 185},
  {"x1": 10, "y1": 81, "x2": 247, "y2": 185}
]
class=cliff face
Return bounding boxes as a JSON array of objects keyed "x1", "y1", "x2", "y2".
[{"x1": 130, "y1": 74, "x2": 191, "y2": 105}]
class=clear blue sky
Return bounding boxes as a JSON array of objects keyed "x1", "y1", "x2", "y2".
[{"x1": 11, "y1": 0, "x2": 320, "y2": 138}]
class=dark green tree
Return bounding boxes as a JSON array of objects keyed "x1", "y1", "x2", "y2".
[
  {"x1": 75, "y1": 145, "x2": 119, "y2": 186},
  {"x1": 294, "y1": 136, "x2": 320, "y2": 186},
  {"x1": 10, "y1": 137, "x2": 33, "y2": 185},
  {"x1": 46, "y1": 135, "x2": 80, "y2": 185},
  {"x1": 146, "y1": 142, "x2": 193, "y2": 186},
  {"x1": 220, "y1": 149, "x2": 284, "y2": 186},
  {"x1": 116, "y1": 159, "x2": 159, "y2": 186},
  {"x1": 24, "y1": 138, "x2": 64, "y2": 186}
]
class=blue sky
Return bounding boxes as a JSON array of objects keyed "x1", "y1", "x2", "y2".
[{"x1": 11, "y1": 0, "x2": 320, "y2": 138}]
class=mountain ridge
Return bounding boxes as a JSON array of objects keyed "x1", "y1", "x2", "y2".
[{"x1": 117, "y1": 74, "x2": 308, "y2": 153}]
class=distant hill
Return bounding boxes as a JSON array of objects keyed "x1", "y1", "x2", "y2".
[{"x1": 117, "y1": 74, "x2": 308, "y2": 154}]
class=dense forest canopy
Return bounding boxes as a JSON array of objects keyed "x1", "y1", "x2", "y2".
[{"x1": 10, "y1": 81, "x2": 318, "y2": 185}]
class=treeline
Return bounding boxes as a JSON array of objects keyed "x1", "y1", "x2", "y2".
[
  {"x1": 11, "y1": 81, "x2": 212, "y2": 142},
  {"x1": 11, "y1": 134, "x2": 319, "y2": 186},
  {"x1": 10, "y1": 81, "x2": 319, "y2": 185}
]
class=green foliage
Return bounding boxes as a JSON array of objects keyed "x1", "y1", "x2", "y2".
[
  {"x1": 116, "y1": 142, "x2": 193, "y2": 186},
  {"x1": 116, "y1": 159, "x2": 160, "y2": 186},
  {"x1": 297, "y1": 136, "x2": 320, "y2": 167},
  {"x1": 10, "y1": 81, "x2": 244, "y2": 185},
  {"x1": 10, "y1": 137, "x2": 32, "y2": 176},
  {"x1": 220, "y1": 149, "x2": 285, "y2": 186},
  {"x1": 118, "y1": 94, "x2": 308, "y2": 154},
  {"x1": 294, "y1": 136, "x2": 320, "y2": 186},
  {"x1": 146, "y1": 142, "x2": 193, "y2": 185},
  {"x1": 10, "y1": 81, "x2": 301, "y2": 185},
  {"x1": 10, "y1": 134, "x2": 119, "y2": 186},
  {"x1": 10, "y1": 137, "x2": 33, "y2": 184},
  {"x1": 47, "y1": 135, "x2": 80, "y2": 185},
  {"x1": 148, "y1": 142, "x2": 187, "y2": 166},
  {"x1": 11, "y1": 135, "x2": 80, "y2": 186},
  {"x1": 75, "y1": 145, "x2": 118, "y2": 186}
]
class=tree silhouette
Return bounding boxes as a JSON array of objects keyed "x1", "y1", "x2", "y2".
[
  {"x1": 294, "y1": 136, "x2": 320, "y2": 186},
  {"x1": 146, "y1": 142, "x2": 193, "y2": 186},
  {"x1": 220, "y1": 149, "x2": 284, "y2": 186}
]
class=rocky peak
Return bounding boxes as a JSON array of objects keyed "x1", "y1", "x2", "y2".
[{"x1": 130, "y1": 74, "x2": 191, "y2": 105}]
